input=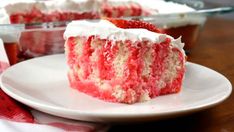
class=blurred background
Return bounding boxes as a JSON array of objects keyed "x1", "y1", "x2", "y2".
[{"x1": 204, "y1": 0, "x2": 234, "y2": 19}]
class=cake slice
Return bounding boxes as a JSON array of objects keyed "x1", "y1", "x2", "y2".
[{"x1": 64, "y1": 19, "x2": 185, "y2": 104}]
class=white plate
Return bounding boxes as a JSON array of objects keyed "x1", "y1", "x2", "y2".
[{"x1": 0, "y1": 54, "x2": 232, "y2": 122}]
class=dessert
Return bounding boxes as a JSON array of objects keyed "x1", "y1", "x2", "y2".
[
  {"x1": 0, "y1": 0, "x2": 156, "y2": 24},
  {"x1": 64, "y1": 19, "x2": 186, "y2": 104},
  {"x1": 0, "y1": 0, "x2": 202, "y2": 65}
]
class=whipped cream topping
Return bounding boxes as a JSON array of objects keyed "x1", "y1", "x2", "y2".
[
  {"x1": 134, "y1": 0, "x2": 195, "y2": 14},
  {"x1": 0, "y1": 9, "x2": 10, "y2": 24},
  {"x1": 3, "y1": 1, "x2": 46, "y2": 14},
  {"x1": 45, "y1": 0, "x2": 101, "y2": 13},
  {"x1": 0, "y1": 0, "x2": 36, "y2": 8},
  {"x1": 64, "y1": 20, "x2": 184, "y2": 52},
  {"x1": 108, "y1": 0, "x2": 195, "y2": 14}
]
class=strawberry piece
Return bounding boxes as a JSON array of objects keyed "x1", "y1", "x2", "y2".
[
  {"x1": 105, "y1": 18, "x2": 162, "y2": 33},
  {"x1": 0, "y1": 89, "x2": 34, "y2": 123}
]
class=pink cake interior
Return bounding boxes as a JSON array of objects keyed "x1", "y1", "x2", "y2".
[{"x1": 65, "y1": 33, "x2": 185, "y2": 104}]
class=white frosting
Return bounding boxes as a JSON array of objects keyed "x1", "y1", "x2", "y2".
[
  {"x1": 134, "y1": 0, "x2": 195, "y2": 14},
  {"x1": 0, "y1": 0, "x2": 35, "y2": 8},
  {"x1": 105, "y1": 0, "x2": 138, "y2": 7},
  {"x1": 64, "y1": 20, "x2": 184, "y2": 52},
  {"x1": 45, "y1": 0, "x2": 101, "y2": 13},
  {"x1": 0, "y1": 9, "x2": 10, "y2": 24},
  {"x1": 3, "y1": 1, "x2": 46, "y2": 14}
]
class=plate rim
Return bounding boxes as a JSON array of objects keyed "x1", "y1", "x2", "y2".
[{"x1": 0, "y1": 54, "x2": 232, "y2": 121}]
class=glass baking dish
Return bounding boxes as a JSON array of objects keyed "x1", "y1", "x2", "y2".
[{"x1": 0, "y1": 1, "x2": 233, "y2": 65}]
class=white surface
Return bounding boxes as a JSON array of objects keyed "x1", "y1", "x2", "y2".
[
  {"x1": 64, "y1": 20, "x2": 185, "y2": 52},
  {"x1": 0, "y1": 54, "x2": 232, "y2": 122}
]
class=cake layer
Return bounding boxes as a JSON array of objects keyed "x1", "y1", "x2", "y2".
[{"x1": 65, "y1": 20, "x2": 185, "y2": 104}]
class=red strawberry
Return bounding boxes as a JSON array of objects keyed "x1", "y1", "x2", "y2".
[
  {"x1": 0, "y1": 89, "x2": 34, "y2": 123},
  {"x1": 105, "y1": 18, "x2": 162, "y2": 33}
]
